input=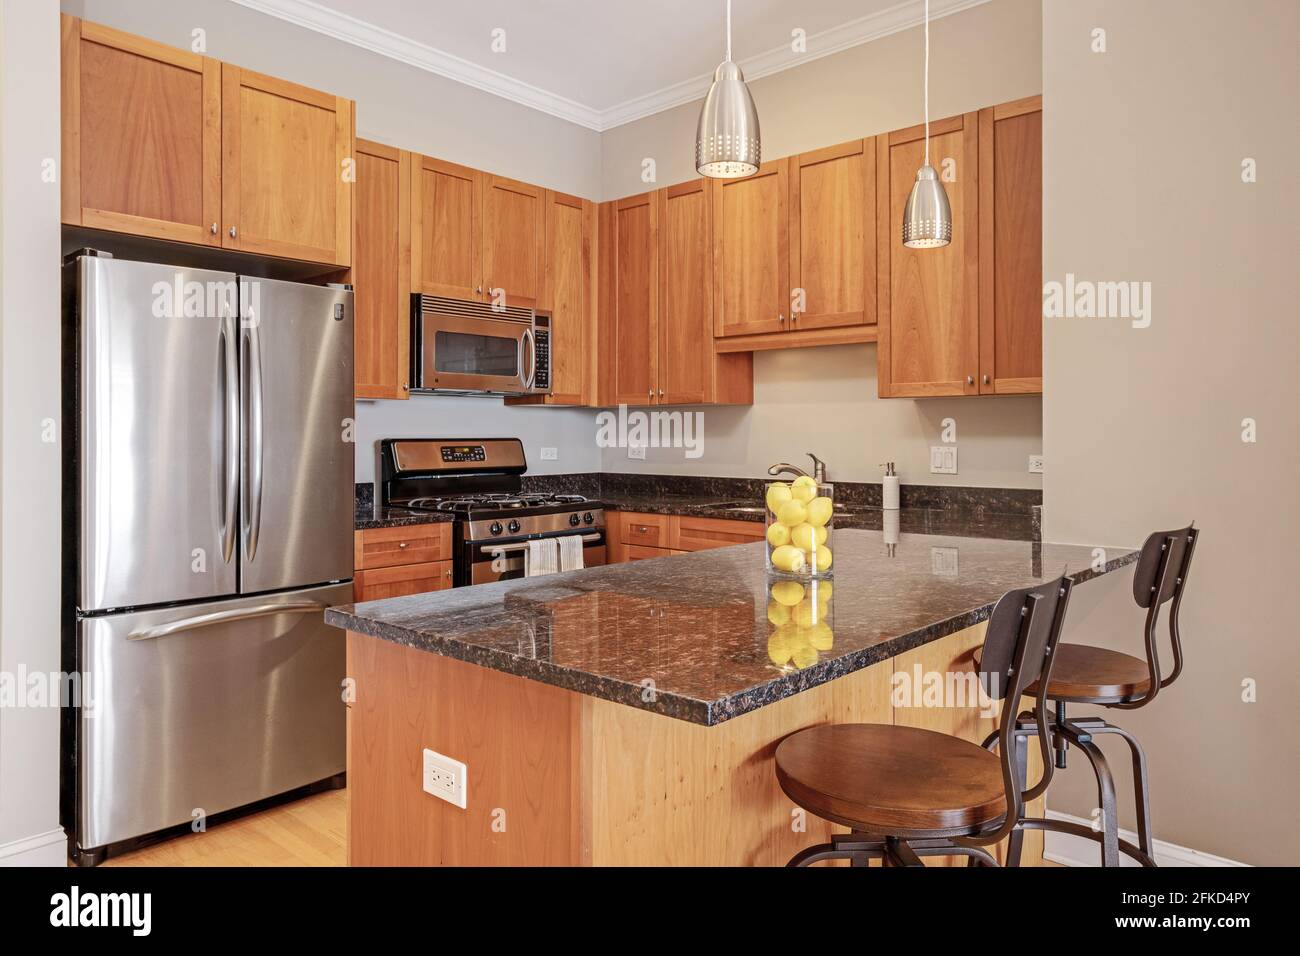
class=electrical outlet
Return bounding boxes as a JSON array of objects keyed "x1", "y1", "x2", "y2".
[
  {"x1": 422, "y1": 748, "x2": 467, "y2": 809},
  {"x1": 930, "y1": 546, "x2": 960, "y2": 576},
  {"x1": 627, "y1": 443, "x2": 646, "y2": 460},
  {"x1": 930, "y1": 446, "x2": 958, "y2": 475},
  {"x1": 1028, "y1": 455, "x2": 1044, "y2": 474},
  {"x1": 540, "y1": 447, "x2": 558, "y2": 461}
]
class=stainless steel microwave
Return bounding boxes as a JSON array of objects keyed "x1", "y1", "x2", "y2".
[{"x1": 411, "y1": 294, "x2": 551, "y2": 396}]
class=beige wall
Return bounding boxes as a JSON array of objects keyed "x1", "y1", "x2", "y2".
[
  {"x1": 600, "y1": 0, "x2": 1044, "y2": 487},
  {"x1": 1042, "y1": 0, "x2": 1300, "y2": 865}
]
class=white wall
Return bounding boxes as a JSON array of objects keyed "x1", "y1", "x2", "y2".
[
  {"x1": 599, "y1": 0, "x2": 1045, "y2": 488},
  {"x1": 0, "y1": 0, "x2": 66, "y2": 865},
  {"x1": 1042, "y1": 0, "x2": 1300, "y2": 865},
  {"x1": 66, "y1": 0, "x2": 604, "y2": 485}
]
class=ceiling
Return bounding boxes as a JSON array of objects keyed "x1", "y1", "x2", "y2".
[{"x1": 231, "y1": 0, "x2": 989, "y2": 130}]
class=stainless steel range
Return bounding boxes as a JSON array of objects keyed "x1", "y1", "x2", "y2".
[{"x1": 379, "y1": 438, "x2": 605, "y2": 586}]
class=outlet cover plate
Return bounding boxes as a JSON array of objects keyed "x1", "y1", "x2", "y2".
[
  {"x1": 1028, "y1": 455, "x2": 1044, "y2": 474},
  {"x1": 930, "y1": 445, "x2": 958, "y2": 475},
  {"x1": 422, "y1": 748, "x2": 467, "y2": 809},
  {"x1": 540, "y1": 447, "x2": 558, "y2": 461},
  {"x1": 627, "y1": 443, "x2": 647, "y2": 460}
]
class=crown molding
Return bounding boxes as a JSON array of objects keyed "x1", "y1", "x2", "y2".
[{"x1": 229, "y1": 0, "x2": 990, "y2": 132}]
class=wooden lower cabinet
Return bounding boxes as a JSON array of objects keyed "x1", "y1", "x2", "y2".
[
  {"x1": 346, "y1": 621, "x2": 1042, "y2": 866},
  {"x1": 606, "y1": 511, "x2": 765, "y2": 563},
  {"x1": 354, "y1": 560, "x2": 452, "y2": 602},
  {"x1": 352, "y1": 523, "x2": 454, "y2": 602}
]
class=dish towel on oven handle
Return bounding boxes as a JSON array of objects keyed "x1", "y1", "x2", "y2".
[
  {"x1": 558, "y1": 534, "x2": 585, "y2": 572},
  {"x1": 524, "y1": 538, "x2": 559, "y2": 577}
]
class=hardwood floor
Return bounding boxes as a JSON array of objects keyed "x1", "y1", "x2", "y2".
[{"x1": 99, "y1": 789, "x2": 346, "y2": 867}]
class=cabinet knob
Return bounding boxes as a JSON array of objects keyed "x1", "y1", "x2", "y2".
[
  {"x1": 658, "y1": 388, "x2": 664, "y2": 397},
  {"x1": 210, "y1": 222, "x2": 218, "y2": 235},
  {"x1": 476, "y1": 285, "x2": 483, "y2": 294},
  {"x1": 966, "y1": 375, "x2": 975, "y2": 386},
  {"x1": 648, "y1": 389, "x2": 653, "y2": 402},
  {"x1": 398, "y1": 541, "x2": 408, "y2": 549},
  {"x1": 229, "y1": 226, "x2": 237, "y2": 239},
  {"x1": 982, "y1": 374, "x2": 990, "y2": 385},
  {"x1": 779, "y1": 313, "x2": 786, "y2": 323}
]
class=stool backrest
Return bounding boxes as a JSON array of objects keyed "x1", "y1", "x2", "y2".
[
  {"x1": 970, "y1": 573, "x2": 1074, "y2": 847},
  {"x1": 1125, "y1": 524, "x2": 1198, "y2": 705}
]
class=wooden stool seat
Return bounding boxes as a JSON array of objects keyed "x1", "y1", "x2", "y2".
[
  {"x1": 775, "y1": 723, "x2": 1006, "y2": 835},
  {"x1": 974, "y1": 642, "x2": 1151, "y2": 704}
]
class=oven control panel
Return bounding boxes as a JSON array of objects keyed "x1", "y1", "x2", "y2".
[{"x1": 440, "y1": 445, "x2": 486, "y2": 463}]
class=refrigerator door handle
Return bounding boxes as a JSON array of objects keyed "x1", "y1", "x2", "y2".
[
  {"x1": 219, "y1": 302, "x2": 239, "y2": 564},
  {"x1": 126, "y1": 600, "x2": 328, "y2": 642},
  {"x1": 242, "y1": 311, "x2": 265, "y2": 562}
]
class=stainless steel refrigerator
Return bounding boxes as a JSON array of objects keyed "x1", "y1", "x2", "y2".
[{"x1": 62, "y1": 253, "x2": 354, "y2": 865}]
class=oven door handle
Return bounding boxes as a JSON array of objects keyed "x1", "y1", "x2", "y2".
[{"x1": 480, "y1": 533, "x2": 601, "y2": 555}]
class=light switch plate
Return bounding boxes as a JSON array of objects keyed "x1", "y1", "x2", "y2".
[
  {"x1": 540, "y1": 447, "x2": 558, "y2": 461},
  {"x1": 422, "y1": 748, "x2": 467, "y2": 809},
  {"x1": 930, "y1": 446, "x2": 958, "y2": 475},
  {"x1": 627, "y1": 443, "x2": 646, "y2": 460},
  {"x1": 1028, "y1": 455, "x2": 1044, "y2": 474}
]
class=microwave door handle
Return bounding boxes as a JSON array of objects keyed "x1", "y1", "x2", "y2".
[
  {"x1": 521, "y1": 327, "x2": 536, "y2": 390},
  {"x1": 219, "y1": 301, "x2": 239, "y2": 564}
]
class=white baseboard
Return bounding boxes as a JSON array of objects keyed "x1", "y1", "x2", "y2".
[
  {"x1": 0, "y1": 827, "x2": 67, "y2": 867},
  {"x1": 1042, "y1": 809, "x2": 1247, "y2": 867}
]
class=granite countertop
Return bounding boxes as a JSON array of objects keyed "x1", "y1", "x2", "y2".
[
  {"x1": 327, "y1": 529, "x2": 1136, "y2": 726},
  {"x1": 354, "y1": 502, "x2": 453, "y2": 531}
]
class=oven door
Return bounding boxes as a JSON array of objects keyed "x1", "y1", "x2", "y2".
[
  {"x1": 418, "y1": 311, "x2": 532, "y2": 394},
  {"x1": 470, "y1": 532, "x2": 605, "y2": 585}
]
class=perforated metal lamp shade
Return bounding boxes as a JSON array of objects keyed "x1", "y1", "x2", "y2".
[
  {"x1": 695, "y1": 60, "x2": 761, "y2": 178},
  {"x1": 901, "y1": 164, "x2": 952, "y2": 248}
]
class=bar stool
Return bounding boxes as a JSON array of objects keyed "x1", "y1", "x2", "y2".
[
  {"x1": 977, "y1": 524, "x2": 1198, "y2": 867},
  {"x1": 775, "y1": 573, "x2": 1074, "y2": 867}
]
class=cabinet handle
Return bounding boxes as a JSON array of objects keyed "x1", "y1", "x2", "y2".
[
  {"x1": 966, "y1": 375, "x2": 975, "y2": 386},
  {"x1": 229, "y1": 226, "x2": 237, "y2": 239},
  {"x1": 398, "y1": 541, "x2": 408, "y2": 549},
  {"x1": 982, "y1": 374, "x2": 990, "y2": 385},
  {"x1": 210, "y1": 222, "x2": 218, "y2": 235},
  {"x1": 476, "y1": 285, "x2": 483, "y2": 294},
  {"x1": 648, "y1": 388, "x2": 653, "y2": 403},
  {"x1": 779, "y1": 313, "x2": 785, "y2": 324},
  {"x1": 658, "y1": 388, "x2": 664, "y2": 397}
]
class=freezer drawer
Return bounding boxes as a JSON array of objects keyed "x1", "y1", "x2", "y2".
[{"x1": 75, "y1": 582, "x2": 349, "y2": 852}]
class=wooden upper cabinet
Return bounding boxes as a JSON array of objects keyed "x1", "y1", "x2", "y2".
[
  {"x1": 790, "y1": 139, "x2": 876, "y2": 331},
  {"x1": 979, "y1": 96, "x2": 1042, "y2": 394},
  {"x1": 221, "y1": 66, "x2": 353, "y2": 265},
  {"x1": 713, "y1": 159, "x2": 789, "y2": 337},
  {"x1": 411, "y1": 156, "x2": 483, "y2": 300},
  {"x1": 537, "y1": 191, "x2": 593, "y2": 404},
  {"x1": 611, "y1": 192, "x2": 659, "y2": 406},
  {"x1": 658, "y1": 180, "x2": 713, "y2": 405},
  {"x1": 482, "y1": 176, "x2": 545, "y2": 307},
  {"x1": 354, "y1": 139, "x2": 410, "y2": 401},
  {"x1": 876, "y1": 113, "x2": 980, "y2": 397},
  {"x1": 61, "y1": 16, "x2": 221, "y2": 245}
]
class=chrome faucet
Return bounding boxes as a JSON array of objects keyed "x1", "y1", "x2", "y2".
[{"x1": 767, "y1": 453, "x2": 827, "y2": 484}]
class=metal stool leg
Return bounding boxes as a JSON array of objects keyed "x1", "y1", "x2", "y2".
[
  {"x1": 1095, "y1": 724, "x2": 1155, "y2": 860},
  {"x1": 1004, "y1": 730, "x2": 1030, "y2": 866},
  {"x1": 1075, "y1": 738, "x2": 1121, "y2": 866}
]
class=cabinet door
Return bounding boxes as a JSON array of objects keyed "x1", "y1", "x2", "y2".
[
  {"x1": 411, "y1": 156, "x2": 483, "y2": 300},
  {"x1": 979, "y1": 97, "x2": 1042, "y2": 394},
  {"x1": 483, "y1": 175, "x2": 545, "y2": 308},
  {"x1": 354, "y1": 560, "x2": 453, "y2": 602},
  {"x1": 876, "y1": 114, "x2": 979, "y2": 397},
  {"x1": 541, "y1": 191, "x2": 592, "y2": 404},
  {"x1": 713, "y1": 159, "x2": 789, "y2": 337},
  {"x1": 612, "y1": 192, "x2": 658, "y2": 406},
  {"x1": 354, "y1": 140, "x2": 410, "y2": 400},
  {"x1": 61, "y1": 16, "x2": 221, "y2": 245},
  {"x1": 221, "y1": 65, "x2": 353, "y2": 265},
  {"x1": 658, "y1": 180, "x2": 712, "y2": 405},
  {"x1": 790, "y1": 139, "x2": 876, "y2": 331}
]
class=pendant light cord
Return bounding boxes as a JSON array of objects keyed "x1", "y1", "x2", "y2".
[
  {"x1": 924, "y1": 0, "x2": 930, "y2": 167},
  {"x1": 726, "y1": 0, "x2": 733, "y2": 62}
]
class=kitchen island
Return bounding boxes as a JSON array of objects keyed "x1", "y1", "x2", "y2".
[{"x1": 327, "y1": 529, "x2": 1137, "y2": 866}]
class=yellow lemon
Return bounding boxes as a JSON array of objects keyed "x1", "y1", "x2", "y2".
[
  {"x1": 790, "y1": 475, "x2": 818, "y2": 502},
  {"x1": 770, "y1": 545, "x2": 807, "y2": 574},
  {"x1": 805, "y1": 496, "x2": 833, "y2": 527},
  {"x1": 765, "y1": 523, "x2": 791, "y2": 548},
  {"x1": 814, "y1": 546, "x2": 833, "y2": 572},
  {"x1": 815, "y1": 525, "x2": 829, "y2": 546},
  {"x1": 789, "y1": 523, "x2": 819, "y2": 552},
  {"x1": 790, "y1": 643, "x2": 819, "y2": 669},
  {"x1": 804, "y1": 622, "x2": 834, "y2": 651},
  {"x1": 813, "y1": 580, "x2": 834, "y2": 602},
  {"x1": 769, "y1": 579, "x2": 805, "y2": 606},
  {"x1": 765, "y1": 482, "x2": 792, "y2": 514},
  {"x1": 794, "y1": 601, "x2": 820, "y2": 629},
  {"x1": 767, "y1": 628, "x2": 796, "y2": 667},
  {"x1": 776, "y1": 500, "x2": 807, "y2": 527},
  {"x1": 766, "y1": 600, "x2": 791, "y2": 626}
]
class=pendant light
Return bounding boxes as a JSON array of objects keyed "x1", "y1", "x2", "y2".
[
  {"x1": 902, "y1": 0, "x2": 952, "y2": 247},
  {"x1": 695, "y1": 0, "x2": 761, "y2": 178}
]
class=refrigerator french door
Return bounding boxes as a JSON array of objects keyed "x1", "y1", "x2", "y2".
[{"x1": 65, "y1": 254, "x2": 354, "y2": 863}]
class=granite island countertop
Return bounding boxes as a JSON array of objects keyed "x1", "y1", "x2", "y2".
[{"x1": 327, "y1": 529, "x2": 1136, "y2": 726}]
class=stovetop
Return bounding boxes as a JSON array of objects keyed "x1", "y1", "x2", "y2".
[{"x1": 401, "y1": 492, "x2": 594, "y2": 515}]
